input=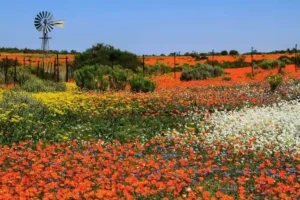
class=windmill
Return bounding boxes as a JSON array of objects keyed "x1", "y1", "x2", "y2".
[{"x1": 34, "y1": 11, "x2": 64, "y2": 64}]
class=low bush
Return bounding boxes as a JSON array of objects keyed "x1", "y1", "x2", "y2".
[
  {"x1": 245, "y1": 71, "x2": 260, "y2": 79},
  {"x1": 74, "y1": 65, "x2": 131, "y2": 91},
  {"x1": 22, "y1": 75, "x2": 66, "y2": 93},
  {"x1": 259, "y1": 60, "x2": 285, "y2": 70},
  {"x1": 266, "y1": 74, "x2": 283, "y2": 92},
  {"x1": 278, "y1": 56, "x2": 293, "y2": 64},
  {"x1": 141, "y1": 63, "x2": 173, "y2": 76},
  {"x1": 129, "y1": 75, "x2": 156, "y2": 93},
  {"x1": 180, "y1": 63, "x2": 224, "y2": 81},
  {"x1": 222, "y1": 76, "x2": 231, "y2": 81}
]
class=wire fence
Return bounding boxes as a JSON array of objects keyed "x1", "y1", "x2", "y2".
[{"x1": 0, "y1": 54, "x2": 75, "y2": 86}]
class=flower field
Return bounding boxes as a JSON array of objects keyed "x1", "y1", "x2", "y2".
[
  {"x1": 0, "y1": 73, "x2": 300, "y2": 199},
  {"x1": 144, "y1": 54, "x2": 294, "y2": 66},
  {"x1": 153, "y1": 65, "x2": 300, "y2": 88}
]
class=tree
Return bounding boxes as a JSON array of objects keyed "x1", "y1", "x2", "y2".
[
  {"x1": 74, "y1": 43, "x2": 142, "y2": 71},
  {"x1": 220, "y1": 50, "x2": 228, "y2": 55},
  {"x1": 229, "y1": 50, "x2": 239, "y2": 56},
  {"x1": 60, "y1": 50, "x2": 69, "y2": 54}
]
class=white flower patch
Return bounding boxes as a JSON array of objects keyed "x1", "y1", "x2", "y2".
[{"x1": 205, "y1": 100, "x2": 300, "y2": 154}]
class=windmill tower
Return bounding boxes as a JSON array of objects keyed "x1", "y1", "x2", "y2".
[{"x1": 34, "y1": 11, "x2": 64, "y2": 64}]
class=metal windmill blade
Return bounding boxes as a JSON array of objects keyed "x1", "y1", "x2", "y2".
[{"x1": 34, "y1": 11, "x2": 54, "y2": 33}]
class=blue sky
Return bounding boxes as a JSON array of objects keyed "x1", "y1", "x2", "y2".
[{"x1": 0, "y1": 0, "x2": 299, "y2": 55}]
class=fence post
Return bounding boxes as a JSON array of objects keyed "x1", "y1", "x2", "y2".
[
  {"x1": 53, "y1": 59, "x2": 56, "y2": 81},
  {"x1": 37, "y1": 61, "x2": 40, "y2": 77},
  {"x1": 14, "y1": 57, "x2": 17, "y2": 86},
  {"x1": 23, "y1": 57, "x2": 25, "y2": 67},
  {"x1": 212, "y1": 50, "x2": 215, "y2": 67},
  {"x1": 295, "y1": 44, "x2": 298, "y2": 72},
  {"x1": 66, "y1": 56, "x2": 68, "y2": 82},
  {"x1": 56, "y1": 54, "x2": 59, "y2": 82},
  {"x1": 251, "y1": 47, "x2": 254, "y2": 76},
  {"x1": 142, "y1": 54, "x2": 145, "y2": 76},
  {"x1": 46, "y1": 62, "x2": 48, "y2": 74},
  {"x1": 173, "y1": 52, "x2": 176, "y2": 79},
  {"x1": 42, "y1": 61, "x2": 45, "y2": 79},
  {"x1": 71, "y1": 64, "x2": 74, "y2": 79},
  {"x1": 4, "y1": 56, "x2": 8, "y2": 86}
]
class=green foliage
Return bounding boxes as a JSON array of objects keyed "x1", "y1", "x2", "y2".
[
  {"x1": 22, "y1": 75, "x2": 66, "y2": 93},
  {"x1": 180, "y1": 63, "x2": 224, "y2": 81},
  {"x1": 222, "y1": 75, "x2": 231, "y2": 81},
  {"x1": 143, "y1": 63, "x2": 172, "y2": 76},
  {"x1": 266, "y1": 75, "x2": 283, "y2": 92},
  {"x1": 0, "y1": 91, "x2": 52, "y2": 144},
  {"x1": 109, "y1": 67, "x2": 129, "y2": 90},
  {"x1": 206, "y1": 56, "x2": 249, "y2": 69},
  {"x1": 74, "y1": 65, "x2": 132, "y2": 91},
  {"x1": 74, "y1": 65, "x2": 111, "y2": 90},
  {"x1": 245, "y1": 71, "x2": 259, "y2": 79},
  {"x1": 259, "y1": 60, "x2": 284, "y2": 70},
  {"x1": 220, "y1": 50, "x2": 228, "y2": 55},
  {"x1": 278, "y1": 56, "x2": 293, "y2": 64},
  {"x1": 129, "y1": 75, "x2": 156, "y2": 93},
  {"x1": 74, "y1": 43, "x2": 142, "y2": 71},
  {"x1": 229, "y1": 50, "x2": 239, "y2": 55}
]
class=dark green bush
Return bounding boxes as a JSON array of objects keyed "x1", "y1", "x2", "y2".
[
  {"x1": 129, "y1": 75, "x2": 156, "y2": 93},
  {"x1": 259, "y1": 60, "x2": 284, "y2": 70},
  {"x1": 110, "y1": 67, "x2": 129, "y2": 90},
  {"x1": 180, "y1": 64, "x2": 224, "y2": 81},
  {"x1": 74, "y1": 65, "x2": 111, "y2": 90},
  {"x1": 74, "y1": 65, "x2": 132, "y2": 91},
  {"x1": 74, "y1": 43, "x2": 142, "y2": 71},
  {"x1": 222, "y1": 76, "x2": 231, "y2": 81},
  {"x1": 266, "y1": 75, "x2": 283, "y2": 92}
]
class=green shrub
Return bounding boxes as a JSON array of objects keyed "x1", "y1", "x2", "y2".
[
  {"x1": 278, "y1": 56, "x2": 293, "y2": 64},
  {"x1": 129, "y1": 75, "x2": 156, "y2": 92},
  {"x1": 180, "y1": 64, "x2": 224, "y2": 81},
  {"x1": 74, "y1": 43, "x2": 142, "y2": 71},
  {"x1": 260, "y1": 60, "x2": 283, "y2": 70},
  {"x1": 245, "y1": 72, "x2": 259, "y2": 79},
  {"x1": 74, "y1": 65, "x2": 132, "y2": 91},
  {"x1": 74, "y1": 65, "x2": 112, "y2": 91},
  {"x1": 110, "y1": 66, "x2": 129, "y2": 90},
  {"x1": 222, "y1": 76, "x2": 232, "y2": 81},
  {"x1": 142, "y1": 63, "x2": 173, "y2": 76},
  {"x1": 0, "y1": 73, "x2": 4, "y2": 84},
  {"x1": 266, "y1": 75, "x2": 283, "y2": 92},
  {"x1": 22, "y1": 75, "x2": 66, "y2": 93}
]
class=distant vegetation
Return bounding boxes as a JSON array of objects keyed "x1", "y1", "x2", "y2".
[
  {"x1": 180, "y1": 63, "x2": 224, "y2": 81},
  {"x1": 73, "y1": 43, "x2": 142, "y2": 71},
  {"x1": 0, "y1": 47, "x2": 78, "y2": 54},
  {"x1": 74, "y1": 65, "x2": 156, "y2": 93}
]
